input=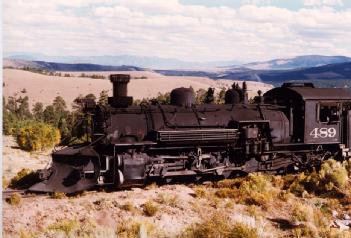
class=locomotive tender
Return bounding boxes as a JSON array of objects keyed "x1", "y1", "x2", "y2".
[{"x1": 30, "y1": 75, "x2": 351, "y2": 193}]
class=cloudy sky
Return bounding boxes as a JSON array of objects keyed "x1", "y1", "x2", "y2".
[{"x1": 3, "y1": 0, "x2": 351, "y2": 62}]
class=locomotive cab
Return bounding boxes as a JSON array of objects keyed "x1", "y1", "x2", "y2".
[{"x1": 264, "y1": 83, "x2": 351, "y2": 145}]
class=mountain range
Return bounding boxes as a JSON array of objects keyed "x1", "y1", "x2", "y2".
[
  {"x1": 4, "y1": 59, "x2": 143, "y2": 72},
  {"x1": 6, "y1": 53, "x2": 351, "y2": 70},
  {"x1": 3, "y1": 54, "x2": 351, "y2": 87},
  {"x1": 240, "y1": 55, "x2": 351, "y2": 70},
  {"x1": 4, "y1": 52, "x2": 241, "y2": 70}
]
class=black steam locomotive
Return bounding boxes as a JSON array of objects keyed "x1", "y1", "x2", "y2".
[{"x1": 30, "y1": 75, "x2": 351, "y2": 193}]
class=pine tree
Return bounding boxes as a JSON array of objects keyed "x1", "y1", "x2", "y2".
[
  {"x1": 43, "y1": 105, "x2": 56, "y2": 125},
  {"x1": 53, "y1": 96, "x2": 67, "y2": 113},
  {"x1": 16, "y1": 96, "x2": 31, "y2": 120},
  {"x1": 32, "y1": 102, "x2": 44, "y2": 121},
  {"x1": 98, "y1": 90, "x2": 109, "y2": 105},
  {"x1": 216, "y1": 87, "x2": 227, "y2": 104}
]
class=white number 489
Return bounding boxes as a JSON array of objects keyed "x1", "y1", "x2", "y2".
[{"x1": 310, "y1": 128, "x2": 336, "y2": 138}]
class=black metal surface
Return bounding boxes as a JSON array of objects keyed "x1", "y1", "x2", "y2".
[
  {"x1": 30, "y1": 77, "x2": 351, "y2": 193},
  {"x1": 156, "y1": 129, "x2": 238, "y2": 142},
  {"x1": 29, "y1": 161, "x2": 98, "y2": 193},
  {"x1": 170, "y1": 87, "x2": 195, "y2": 107},
  {"x1": 109, "y1": 74, "x2": 133, "y2": 107}
]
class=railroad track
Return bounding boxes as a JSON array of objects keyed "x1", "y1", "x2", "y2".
[
  {"x1": 2, "y1": 189, "x2": 47, "y2": 199},
  {"x1": 3, "y1": 189, "x2": 27, "y2": 199}
]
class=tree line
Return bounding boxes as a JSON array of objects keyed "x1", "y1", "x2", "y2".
[
  {"x1": 3, "y1": 86, "x2": 228, "y2": 151},
  {"x1": 3, "y1": 90, "x2": 109, "y2": 151}
]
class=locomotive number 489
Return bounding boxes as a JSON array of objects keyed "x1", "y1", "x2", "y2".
[{"x1": 310, "y1": 128, "x2": 337, "y2": 138}]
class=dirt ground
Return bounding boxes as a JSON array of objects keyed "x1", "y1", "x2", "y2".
[
  {"x1": 2, "y1": 136, "x2": 51, "y2": 179},
  {"x1": 1, "y1": 136, "x2": 268, "y2": 237},
  {"x1": 2, "y1": 137, "x2": 351, "y2": 238}
]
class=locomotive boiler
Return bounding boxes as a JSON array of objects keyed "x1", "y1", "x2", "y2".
[{"x1": 29, "y1": 74, "x2": 351, "y2": 193}]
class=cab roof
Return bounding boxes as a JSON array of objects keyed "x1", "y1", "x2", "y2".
[{"x1": 264, "y1": 83, "x2": 351, "y2": 101}]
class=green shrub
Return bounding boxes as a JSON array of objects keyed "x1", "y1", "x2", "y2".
[
  {"x1": 183, "y1": 213, "x2": 259, "y2": 238},
  {"x1": 143, "y1": 201, "x2": 158, "y2": 216},
  {"x1": 194, "y1": 186, "x2": 208, "y2": 198},
  {"x1": 230, "y1": 222, "x2": 260, "y2": 238},
  {"x1": 16, "y1": 121, "x2": 60, "y2": 151},
  {"x1": 214, "y1": 173, "x2": 276, "y2": 209},
  {"x1": 51, "y1": 192, "x2": 66, "y2": 199},
  {"x1": 121, "y1": 201, "x2": 137, "y2": 213},
  {"x1": 48, "y1": 219, "x2": 78, "y2": 235},
  {"x1": 183, "y1": 213, "x2": 232, "y2": 238},
  {"x1": 216, "y1": 178, "x2": 241, "y2": 189},
  {"x1": 319, "y1": 159, "x2": 348, "y2": 190},
  {"x1": 215, "y1": 188, "x2": 237, "y2": 198},
  {"x1": 19, "y1": 229, "x2": 35, "y2": 238},
  {"x1": 4, "y1": 119, "x2": 33, "y2": 136},
  {"x1": 156, "y1": 193, "x2": 179, "y2": 207},
  {"x1": 343, "y1": 159, "x2": 351, "y2": 177},
  {"x1": 291, "y1": 203, "x2": 313, "y2": 223},
  {"x1": 117, "y1": 219, "x2": 158, "y2": 238},
  {"x1": 288, "y1": 159, "x2": 349, "y2": 196},
  {"x1": 5, "y1": 193, "x2": 21, "y2": 205},
  {"x1": 9, "y1": 168, "x2": 40, "y2": 189},
  {"x1": 3, "y1": 176, "x2": 8, "y2": 189}
]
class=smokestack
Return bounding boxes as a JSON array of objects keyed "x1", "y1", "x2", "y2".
[
  {"x1": 110, "y1": 74, "x2": 130, "y2": 97},
  {"x1": 242, "y1": 81, "x2": 248, "y2": 104},
  {"x1": 108, "y1": 74, "x2": 133, "y2": 107}
]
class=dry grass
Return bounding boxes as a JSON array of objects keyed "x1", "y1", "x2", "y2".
[
  {"x1": 51, "y1": 192, "x2": 66, "y2": 199},
  {"x1": 287, "y1": 159, "x2": 349, "y2": 197},
  {"x1": 117, "y1": 219, "x2": 161, "y2": 238},
  {"x1": 182, "y1": 213, "x2": 259, "y2": 238},
  {"x1": 193, "y1": 186, "x2": 209, "y2": 198},
  {"x1": 3, "y1": 176, "x2": 9, "y2": 189},
  {"x1": 215, "y1": 187, "x2": 238, "y2": 198},
  {"x1": 19, "y1": 230, "x2": 35, "y2": 238},
  {"x1": 142, "y1": 200, "x2": 159, "y2": 217},
  {"x1": 291, "y1": 203, "x2": 314, "y2": 223},
  {"x1": 288, "y1": 199, "x2": 344, "y2": 238},
  {"x1": 120, "y1": 201, "x2": 138, "y2": 213},
  {"x1": 47, "y1": 219, "x2": 79, "y2": 235},
  {"x1": 156, "y1": 193, "x2": 180, "y2": 207},
  {"x1": 213, "y1": 173, "x2": 278, "y2": 209},
  {"x1": 4, "y1": 159, "x2": 351, "y2": 238},
  {"x1": 145, "y1": 182, "x2": 158, "y2": 190}
]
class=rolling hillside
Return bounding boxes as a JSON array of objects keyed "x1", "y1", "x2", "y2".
[
  {"x1": 4, "y1": 57, "x2": 351, "y2": 88},
  {"x1": 3, "y1": 69, "x2": 272, "y2": 109},
  {"x1": 3, "y1": 59, "x2": 144, "y2": 71},
  {"x1": 240, "y1": 55, "x2": 351, "y2": 70}
]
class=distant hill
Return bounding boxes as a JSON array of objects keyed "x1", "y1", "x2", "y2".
[
  {"x1": 4, "y1": 59, "x2": 144, "y2": 71},
  {"x1": 5, "y1": 53, "x2": 351, "y2": 70},
  {"x1": 258, "y1": 62, "x2": 351, "y2": 83},
  {"x1": 239, "y1": 55, "x2": 351, "y2": 70},
  {"x1": 4, "y1": 53, "x2": 242, "y2": 69},
  {"x1": 157, "y1": 62, "x2": 351, "y2": 88},
  {"x1": 4, "y1": 56, "x2": 351, "y2": 88}
]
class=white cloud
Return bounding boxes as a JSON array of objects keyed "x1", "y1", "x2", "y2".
[
  {"x1": 3, "y1": 0, "x2": 351, "y2": 62},
  {"x1": 303, "y1": 0, "x2": 344, "y2": 6},
  {"x1": 241, "y1": 0, "x2": 272, "y2": 5}
]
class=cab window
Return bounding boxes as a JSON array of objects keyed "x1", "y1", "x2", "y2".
[{"x1": 318, "y1": 102, "x2": 340, "y2": 123}]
